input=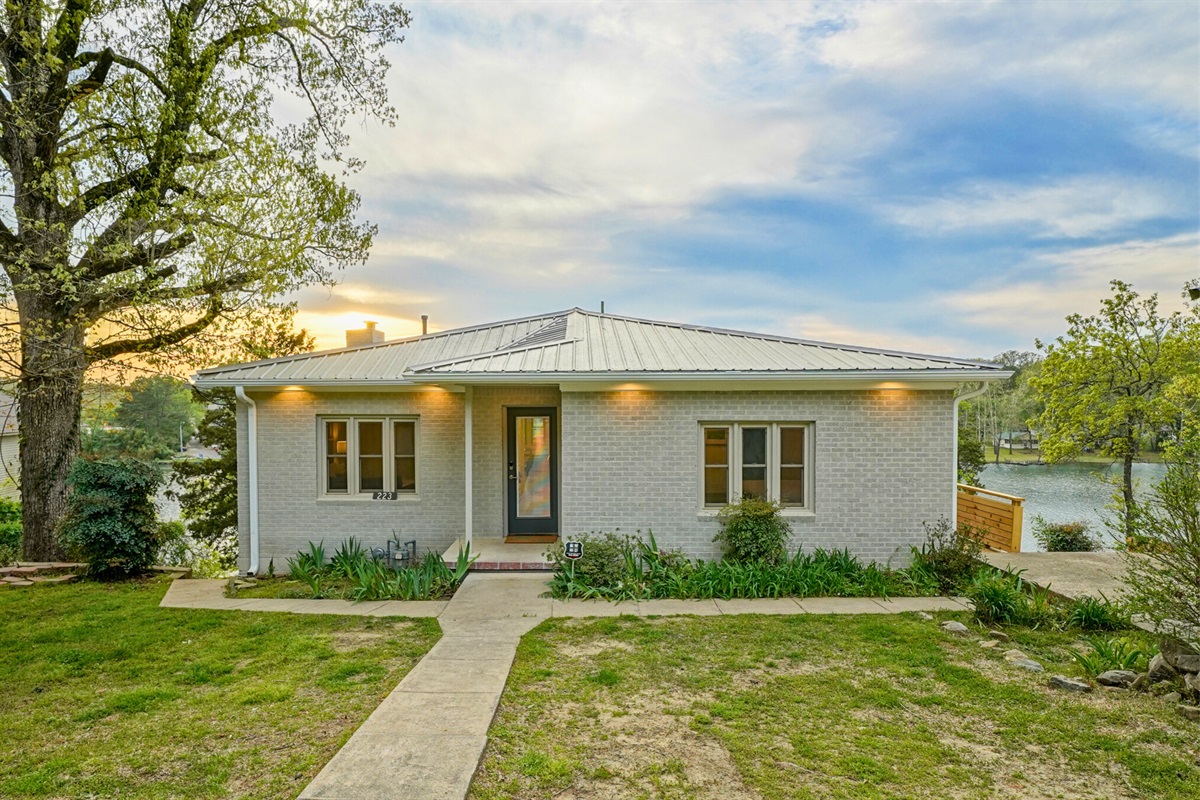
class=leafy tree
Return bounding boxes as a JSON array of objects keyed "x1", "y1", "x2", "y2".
[
  {"x1": 957, "y1": 422, "x2": 986, "y2": 487},
  {"x1": 1032, "y1": 281, "x2": 1200, "y2": 535},
  {"x1": 114, "y1": 375, "x2": 202, "y2": 454},
  {"x1": 0, "y1": 1, "x2": 409, "y2": 560},
  {"x1": 172, "y1": 315, "x2": 313, "y2": 562}
]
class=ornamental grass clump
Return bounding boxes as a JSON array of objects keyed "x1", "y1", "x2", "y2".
[{"x1": 714, "y1": 496, "x2": 791, "y2": 564}]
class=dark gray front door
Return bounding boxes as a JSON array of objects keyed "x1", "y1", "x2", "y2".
[{"x1": 506, "y1": 407, "x2": 557, "y2": 535}]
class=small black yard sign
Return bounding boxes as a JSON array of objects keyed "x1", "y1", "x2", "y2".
[{"x1": 564, "y1": 541, "x2": 583, "y2": 560}]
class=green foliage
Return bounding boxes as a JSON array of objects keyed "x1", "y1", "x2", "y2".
[
  {"x1": 0, "y1": 497, "x2": 20, "y2": 551},
  {"x1": 114, "y1": 376, "x2": 204, "y2": 455},
  {"x1": 910, "y1": 517, "x2": 984, "y2": 593},
  {"x1": 1032, "y1": 517, "x2": 1100, "y2": 552},
  {"x1": 547, "y1": 531, "x2": 939, "y2": 601},
  {"x1": 278, "y1": 539, "x2": 473, "y2": 601},
  {"x1": 3, "y1": 1, "x2": 409, "y2": 562},
  {"x1": 1070, "y1": 635, "x2": 1152, "y2": 677},
  {"x1": 172, "y1": 312, "x2": 314, "y2": 566},
  {"x1": 155, "y1": 520, "x2": 233, "y2": 578},
  {"x1": 1123, "y1": 453, "x2": 1200, "y2": 650},
  {"x1": 957, "y1": 422, "x2": 986, "y2": 486},
  {"x1": 713, "y1": 496, "x2": 792, "y2": 564},
  {"x1": 81, "y1": 426, "x2": 169, "y2": 459},
  {"x1": 966, "y1": 571, "x2": 1026, "y2": 626},
  {"x1": 59, "y1": 458, "x2": 163, "y2": 579},
  {"x1": 1032, "y1": 280, "x2": 1200, "y2": 534},
  {"x1": 1064, "y1": 594, "x2": 1131, "y2": 632}
]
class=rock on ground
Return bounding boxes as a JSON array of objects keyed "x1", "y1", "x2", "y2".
[
  {"x1": 1050, "y1": 675, "x2": 1093, "y2": 693},
  {"x1": 940, "y1": 620, "x2": 970, "y2": 636},
  {"x1": 1013, "y1": 660, "x2": 1045, "y2": 673},
  {"x1": 1096, "y1": 670, "x2": 1139, "y2": 688}
]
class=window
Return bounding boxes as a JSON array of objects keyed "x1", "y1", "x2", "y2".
[
  {"x1": 321, "y1": 417, "x2": 418, "y2": 496},
  {"x1": 700, "y1": 422, "x2": 811, "y2": 509}
]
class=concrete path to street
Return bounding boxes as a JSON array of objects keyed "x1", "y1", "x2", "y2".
[
  {"x1": 979, "y1": 550, "x2": 1129, "y2": 600},
  {"x1": 161, "y1": 576, "x2": 970, "y2": 799}
]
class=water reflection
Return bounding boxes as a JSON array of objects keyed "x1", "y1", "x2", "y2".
[{"x1": 979, "y1": 461, "x2": 1167, "y2": 551}]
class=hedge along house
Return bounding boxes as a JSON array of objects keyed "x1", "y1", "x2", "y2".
[{"x1": 193, "y1": 309, "x2": 1011, "y2": 575}]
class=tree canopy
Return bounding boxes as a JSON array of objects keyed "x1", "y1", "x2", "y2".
[
  {"x1": 0, "y1": 1, "x2": 409, "y2": 559},
  {"x1": 1031, "y1": 280, "x2": 1200, "y2": 533}
]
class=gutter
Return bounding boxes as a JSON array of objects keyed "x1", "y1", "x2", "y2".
[
  {"x1": 235, "y1": 386, "x2": 260, "y2": 576},
  {"x1": 951, "y1": 382, "x2": 990, "y2": 526}
]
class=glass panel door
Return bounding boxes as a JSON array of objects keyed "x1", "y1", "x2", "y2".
[
  {"x1": 515, "y1": 415, "x2": 552, "y2": 518},
  {"x1": 506, "y1": 407, "x2": 558, "y2": 535}
]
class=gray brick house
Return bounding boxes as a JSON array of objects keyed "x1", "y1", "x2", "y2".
[{"x1": 193, "y1": 309, "x2": 1009, "y2": 574}]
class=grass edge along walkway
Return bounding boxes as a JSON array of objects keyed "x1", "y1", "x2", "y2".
[{"x1": 163, "y1": 575, "x2": 971, "y2": 800}]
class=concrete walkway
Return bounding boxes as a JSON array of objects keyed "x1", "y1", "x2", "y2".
[
  {"x1": 160, "y1": 577, "x2": 970, "y2": 799},
  {"x1": 979, "y1": 550, "x2": 1129, "y2": 600}
]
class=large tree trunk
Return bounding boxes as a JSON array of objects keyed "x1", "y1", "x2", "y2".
[{"x1": 17, "y1": 304, "x2": 86, "y2": 562}]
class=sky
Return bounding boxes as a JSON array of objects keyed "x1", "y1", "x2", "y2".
[{"x1": 287, "y1": 0, "x2": 1200, "y2": 359}]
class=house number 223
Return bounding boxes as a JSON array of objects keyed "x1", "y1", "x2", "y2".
[{"x1": 371, "y1": 492, "x2": 400, "y2": 500}]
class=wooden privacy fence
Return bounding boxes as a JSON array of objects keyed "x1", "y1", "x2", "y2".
[{"x1": 957, "y1": 484, "x2": 1025, "y2": 552}]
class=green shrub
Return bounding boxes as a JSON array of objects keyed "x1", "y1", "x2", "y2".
[
  {"x1": 0, "y1": 497, "x2": 20, "y2": 551},
  {"x1": 1033, "y1": 517, "x2": 1099, "y2": 552},
  {"x1": 59, "y1": 457, "x2": 163, "y2": 579},
  {"x1": 1122, "y1": 454, "x2": 1200, "y2": 650},
  {"x1": 966, "y1": 571, "x2": 1026, "y2": 626},
  {"x1": 1070, "y1": 635, "x2": 1151, "y2": 677},
  {"x1": 714, "y1": 496, "x2": 791, "y2": 564},
  {"x1": 547, "y1": 532, "x2": 637, "y2": 592},
  {"x1": 1064, "y1": 594, "x2": 1130, "y2": 631},
  {"x1": 911, "y1": 517, "x2": 984, "y2": 593}
]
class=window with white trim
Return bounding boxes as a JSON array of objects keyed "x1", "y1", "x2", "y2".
[
  {"x1": 322, "y1": 417, "x2": 418, "y2": 496},
  {"x1": 701, "y1": 423, "x2": 811, "y2": 509}
]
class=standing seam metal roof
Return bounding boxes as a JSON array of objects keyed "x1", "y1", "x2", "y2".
[{"x1": 194, "y1": 308, "x2": 1006, "y2": 385}]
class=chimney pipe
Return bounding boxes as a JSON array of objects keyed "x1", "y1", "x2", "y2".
[{"x1": 421, "y1": 315, "x2": 428, "y2": 335}]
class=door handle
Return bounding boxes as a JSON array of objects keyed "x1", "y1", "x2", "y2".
[{"x1": 508, "y1": 460, "x2": 516, "y2": 480}]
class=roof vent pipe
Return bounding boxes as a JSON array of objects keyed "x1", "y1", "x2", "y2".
[
  {"x1": 421, "y1": 315, "x2": 428, "y2": 335},
  {"x1": 600, "y1": 301, "x2": 605, "y2": 314}
]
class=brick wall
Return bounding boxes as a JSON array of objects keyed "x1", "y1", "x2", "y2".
[
  {"x1": 235, "y1": 385, "x2": 954, "y2": 572},
  {"x1": 560, "y1": 389, "x2": 954, "y2": 565},
  {"x1": 236, "y1": 389, "x2": 466, "y2": 573}
]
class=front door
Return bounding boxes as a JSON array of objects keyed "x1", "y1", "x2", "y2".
[{"x1": 506, "y1": 407, "x2": 558, "y2": 536}]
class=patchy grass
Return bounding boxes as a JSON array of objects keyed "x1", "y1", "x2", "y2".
[
  {"x1": 0, "y1": 577, "x2": 439, "y2": 798},
  {"x1": 470, "y1": 613, "x2": 1200, "y2": 800}
]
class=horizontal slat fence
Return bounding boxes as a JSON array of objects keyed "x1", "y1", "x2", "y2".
[{"x1": 957, "y1": 484, "x2": 1024, "y2": 552}]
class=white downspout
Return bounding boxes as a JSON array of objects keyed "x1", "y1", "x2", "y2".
[
  {"x1": 464, "y1": 386, "x2": 473, "y2": 554},
  {"x1": 235, "y1": 386, "x2": 260, "y2": 576},
  {"x1": 951, "y1": 382, "x2": 989, "y2": 524}
]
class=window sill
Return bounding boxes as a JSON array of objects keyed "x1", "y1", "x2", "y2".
[
  {"x1": 697, "y1": 508, "x2": 814, "y2": 518},
  {"x1": 317, "y1": 494, "x2": 422, "y2": 503}
]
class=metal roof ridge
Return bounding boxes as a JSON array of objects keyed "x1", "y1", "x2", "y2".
[
  {"x1": 567, "y1": 308, "x2": 1001, "y2": 369},
  {"x1": 194, "y1": 308, "x2": 577, "y2": 377},
  {"x1": 407, "y1": 338, "x2": 580, "y2": 373}
]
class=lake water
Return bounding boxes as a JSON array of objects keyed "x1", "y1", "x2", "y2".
[{"x1": 978, "y1": 461, "x2": 1168, "y2": 551}]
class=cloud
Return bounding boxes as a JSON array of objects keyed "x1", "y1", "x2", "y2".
[
  {"x1": 276, "y1": 1, "x2": 1197, "y2": 358},
  {"x1": 884, "y1": 176, "x2": 1186, "y2": 238},
  {"x1": 937, "y1": 233, "x2": 1199, "y2": 345}
]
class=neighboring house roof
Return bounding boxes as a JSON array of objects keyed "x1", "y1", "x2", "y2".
[{"x1": 194, "y1": 308, "x2": 1010, "y2": 388}]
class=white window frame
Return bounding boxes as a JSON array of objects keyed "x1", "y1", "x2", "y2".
[
  {"x1": 319, "y1": 416, "x2": 420, "y2": 498},
  {"x1": 698, "y1": 422, "x2": 813, "y2": 513}
]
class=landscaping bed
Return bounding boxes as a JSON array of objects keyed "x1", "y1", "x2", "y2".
[
  {"x1": 0, "y1": 576, "x2": 439, "y2": 798},
  {"x1": 470, "y1": 613, "x2": 1200, "y2": 799}
]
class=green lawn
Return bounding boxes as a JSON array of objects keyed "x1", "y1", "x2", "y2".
[
  {"x1": 471, "y1": 614, "x2": 1200, "y2": 800},
  {"x1": 0, "y1": 577, "x2": 439, "y2": 798}
]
